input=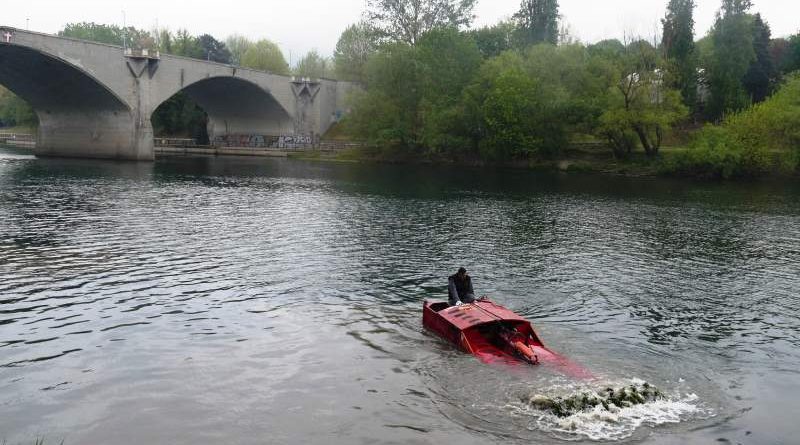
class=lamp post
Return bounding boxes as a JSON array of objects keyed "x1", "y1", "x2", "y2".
[
  {"x1": 276, "y1": 42, "x2": 293, "y2": 69},
  {"x1": 122, "y1": 10, "x2": 127, "y2": 50}
]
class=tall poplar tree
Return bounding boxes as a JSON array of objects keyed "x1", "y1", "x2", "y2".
[
  {"x1": 706, "y1": 0, "x2": 755, "y2": 120},
  {"x1": 661, "y1": 0, "x2": 697, "y2": 109},
  {"x1": 514, "y1": 0, "x2": 560, "y2": 46},
  {"x1": 742, "y1": 14, "x2": 775, "y2": 103}
]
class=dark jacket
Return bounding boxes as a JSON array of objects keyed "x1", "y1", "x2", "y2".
[{"x1": 448, "y1": 274, "x2": 475, "y2": 306}]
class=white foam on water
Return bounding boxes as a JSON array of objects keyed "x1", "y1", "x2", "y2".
[
  {"x1": 546, "y1": 393, "x2": 701, "y2": 441},
  {"x1": 509, "y1": 379, "x2": 710, "y2": 441}
]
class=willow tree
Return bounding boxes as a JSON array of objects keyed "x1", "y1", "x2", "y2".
[{"x1": 365, "y1": 0, "x2": 477, "y2": 46}]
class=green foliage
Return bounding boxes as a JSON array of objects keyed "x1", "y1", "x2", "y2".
[
  {"x1": 599, "y1": 40, "x2": 689, "y2": 158},
  {"x1": 333, "y1": 23, "x2": 378, "y2": 82},
  {"x1": 417, "y1": 28, "x2": 482, "y2": 103},
  {"x1": 365, "y1": 0, "x2": 478, "y2": 46},
  {"x1": 588, "y1": 39, "x2": 626, "y2": 60},
  {"x1": 664, "y1": 75, "x2": 800, "y2": 177},
  {"x1": 226, "y1": 35, "x2": 254, "y2": 66},
  {"x1": 661, "y1": 0, "x2": 698, "y2": 109},
  {"x1": 468, "y1": 52, "x2": 566, "y2": 158},
  {"x1": 170, "y1": 29, "x2": 204, "y2": 59},
  {"x1": 347, "y1": 43, "x2": 424, "y2": 147},
  {"x1": 0, "y1": 86, "x2": 38, "y2": 128},
  {"x1": 464, "y1": 44, "x2": 610, "y2": 159},
  {"x1": 295, "y1": 50, "x2": 333, "y2": 79},
  {"x1": 662, "y1": 125, "x2": 769, "y2": 178},
  {"x1": 197, "y1": 34, "x2": 232, "y2": 63},
  {"x1": 790, "y1": 34, "x2": 800, "y2": 73},
  {"x1": 742, "y1": 14, "x2": 774, "y2": 103},
  {"x1": 469, "y1": 22, "x2": 515, "y2": 59},
  {"x1": 705, "y1": 1, "x2": 755, "y2": 120},
  {"x1": 241, "y1": 40, "x2": 290, "y2": 74},
  {"x1": 514, "y1": 0, "x2": 560, "y2": 46},
  {"x1": 417, "y1": 28, "x2": 483, "y2": 151},
  {"x1": 151, "y1": 92, "x2": 209, "y2": 143},
  {"x1": 777, "y1": 33, "x2": 800, "y2": 76},
  {"x1": 59, "y1": 22, "x2": 153, "y2": 48}
]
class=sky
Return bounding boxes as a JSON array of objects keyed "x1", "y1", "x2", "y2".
[{"x1": 3, "y1": 0, "x2": 798, "y2": 63}]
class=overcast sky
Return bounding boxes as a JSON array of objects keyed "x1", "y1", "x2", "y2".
[{"x1": 3, "y1": 0, "x2": 798, "y2": 63}]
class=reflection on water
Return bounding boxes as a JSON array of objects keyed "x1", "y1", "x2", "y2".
[{"x1": 1, "y1": 148, "x2": 799, "y2": 444}]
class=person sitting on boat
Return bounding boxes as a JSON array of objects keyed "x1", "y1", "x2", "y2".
[{"x1": 448, "y1": 267, "x2": 476, "y2": 306}]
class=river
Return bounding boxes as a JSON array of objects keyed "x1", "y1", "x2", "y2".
[{"x1": 1, "y1": 146, "x2": 798, "y2": 444}]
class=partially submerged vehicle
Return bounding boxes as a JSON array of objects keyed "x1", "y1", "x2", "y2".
[{"x1": 423, "y1": 299, "x2": 593, "y2": 379}]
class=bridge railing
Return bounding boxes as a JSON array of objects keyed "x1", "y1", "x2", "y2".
[
  {"x1": 0, "y1": 133, "x2": 35, "y2": 147},
  {"x1": 154, "y1": 137, "x2": 198, "y2": 148}
]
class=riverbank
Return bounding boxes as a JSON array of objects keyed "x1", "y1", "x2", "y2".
[{"x1": 289, "y1": 144, "x2": 799, "y2": 180}]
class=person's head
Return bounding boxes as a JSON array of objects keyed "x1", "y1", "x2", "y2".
[{"x1": 457, "y1": 267, "x2": 467, "y2": 278}]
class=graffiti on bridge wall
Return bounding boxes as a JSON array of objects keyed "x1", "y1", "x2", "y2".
[{"x1": 212, "y1": 134, "x2": 318, "y2": 150}]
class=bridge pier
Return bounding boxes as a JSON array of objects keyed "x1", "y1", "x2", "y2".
[{"x1": 35, "y1": 110, "x2": 154, "y2": 161}]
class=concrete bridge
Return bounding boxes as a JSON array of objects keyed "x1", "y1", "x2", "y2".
[{"x1": 0, "y1": 27, "x2": 357, "y2": 161}]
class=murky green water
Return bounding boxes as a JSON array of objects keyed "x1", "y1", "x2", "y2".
[{"x1": 1, "y1": 147, "x2": 799, "y2": 444}]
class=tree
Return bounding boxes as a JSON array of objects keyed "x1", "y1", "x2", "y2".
[
  {"x1": 514, "y1": 0, "x2": 560, "y2": 46},
  {"x1": 59, "y1": 22, "x2": 153, "y2": 49},
  {"x1": 0, "y1": 86, "x2": 37, "y2": 128},
  {"x1": 365, "y1": 0, "x2": 477, "y2": 46},
  {"x1": 151, "y1": 91, "x2": 209, "y2": 143},
  {"x1": 705, "y1": 0, "x2": 755, "y2": 120},
  {"x1": 226, "y1": 35, "x2": 254, "y2": 66},
  {"x1": 198, "y1": 34, "x2": 232, "y2": 64},
  {"x1": 172, "y1": 29, "x2": 203, "y2": 58},
  {"x1": 599, "y1": 40, "x2": 688, "y2": 158},
  {"x1": 469, "y1": 22, "x2": 515, "y2": 59},
  {"x1": 416, "y1": 28, "x2": 482, "y2": 151},
  {"x1": 721, "y1": 0, "x2": 752, "y2": 15},
  {"x1": 463, "y1": 51, "x2": 571, "y2": 159},
  {"x1": 155, "y1": 28, "x2": 174, "y2": 54},
  {"x1": 347, "y1": 43, "x2": 424, "y2": 147},
  {"x1": 60, "y1": 22, "x2": 124, "y2": 46},
  {"x1": 776, "y1": 34, "x2": 800, "y2": 74},
  {"x1": 333, "y1": 23, "x2": 378, "y2": 82},
  {"x1": 661, "y1": 0, "x2": 697, "y2": 109},
  {"x1": 742, "y1": 14, "x2": 774, "y2": 103},
  {"x1": 240, "y1": 39, "x2": 290, "y2": 74},
  {"x1": 295, "y1": 50, "x2": 332, "y2": 78},
  {"x1": 784, "y1": 34, "x2": 800, "y2": 75}
]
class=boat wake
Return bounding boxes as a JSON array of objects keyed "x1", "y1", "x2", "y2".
[{"x1": 509, "y1": 379, "x2": 709, "y2": 441}]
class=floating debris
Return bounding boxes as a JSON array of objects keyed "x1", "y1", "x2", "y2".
[{"x1": 521, "y1": 382, "x2": 665, "y2": 418}]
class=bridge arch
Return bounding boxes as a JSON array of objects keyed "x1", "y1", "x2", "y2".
[
  {"x1": 152, "y1": 76, "x2": 294, "y2": 145},
  {"x1": 0, "y1": 44, "x2": 150, "y2": 159}
]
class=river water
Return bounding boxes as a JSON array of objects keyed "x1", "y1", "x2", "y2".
[{"x1": 0, "y1": 146, "x2": 798, "y2": 444}]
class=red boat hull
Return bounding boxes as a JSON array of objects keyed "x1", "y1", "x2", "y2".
[{"x1": 423, "y1": 299, "x2": 593, "y2": 379}]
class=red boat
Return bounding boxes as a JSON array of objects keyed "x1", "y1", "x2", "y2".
[{"x1": 423, "y1": 299, "x2": 594, "y2": 379}]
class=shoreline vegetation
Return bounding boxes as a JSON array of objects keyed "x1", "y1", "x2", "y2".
[
  {"x1": 1, "y1": 0, "x2": 799, "y2": 180},
  {"x1": 289, "y1": 143, "x2": 799, "y2": 180}
]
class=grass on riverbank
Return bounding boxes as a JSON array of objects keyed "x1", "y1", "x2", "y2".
[{"x1": 0, "y1": 126, "x2": 35, "y2": 134}]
